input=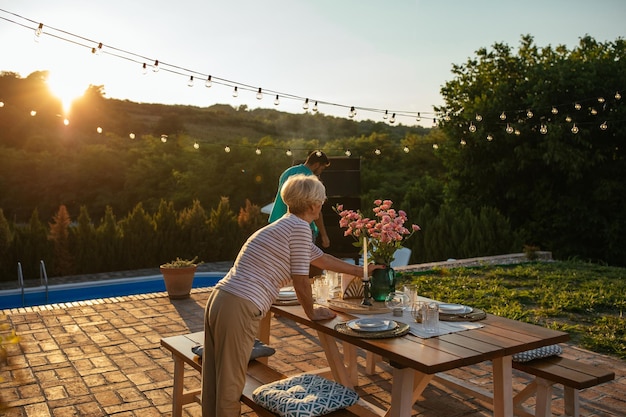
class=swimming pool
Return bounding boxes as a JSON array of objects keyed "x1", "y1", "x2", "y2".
[{"x1": 0, "y1": 272, "x2": 224, "y2": 309}]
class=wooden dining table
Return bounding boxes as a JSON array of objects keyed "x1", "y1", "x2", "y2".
[{"x1": 260, "y1": 303, "x2": 569, "y2": 417}]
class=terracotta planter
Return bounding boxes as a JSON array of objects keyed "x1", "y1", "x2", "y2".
[{"x1": 160, "y1": 265, "x2": 197, "y2": 299}]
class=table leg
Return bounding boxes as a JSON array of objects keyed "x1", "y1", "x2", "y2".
[
  {"x1": 389, "y1": 367, "x2": 417, "y2": 417},
  {"x1": 171, "y1": 355, "x2": 184, "y2": 417},
  {"x1": 492, "y1": 356, "x2": 514, "y2": 417},
  {"x1": 318, "y1": 332, "x2": 354, "y2": 388}
]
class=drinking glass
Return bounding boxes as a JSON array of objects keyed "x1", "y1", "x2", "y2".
[{"x1": 423, "y1": 302, "x2": 439, "y2": 333}]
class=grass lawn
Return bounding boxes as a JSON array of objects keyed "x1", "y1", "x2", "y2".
[{"x1": 396, "y1": 260, "x2": 626, "y2": 359}]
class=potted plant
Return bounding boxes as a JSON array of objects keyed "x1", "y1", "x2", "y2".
[{"x1": 160, "y1": 257, "x2": 201, "y2": 299}]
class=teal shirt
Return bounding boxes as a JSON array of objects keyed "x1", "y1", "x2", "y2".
[{"x1": 268, "y1": 164, "x2": 319, "y2": 237}]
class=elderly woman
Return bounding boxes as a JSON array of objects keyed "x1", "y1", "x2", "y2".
[{"x1": 201, "y1": 174, "x2": 382, "y2": 417}]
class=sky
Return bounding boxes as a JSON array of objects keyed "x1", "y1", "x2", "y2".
[{"x1": 0, "y1": 0, "x2": 625, "y2": 127}]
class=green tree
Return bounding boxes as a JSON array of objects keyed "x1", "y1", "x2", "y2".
[
  {"x1": 48, "y1": 205, "x2": 73, "y2": 276},
  {"x1": 178, "y1": 199, "x2": 209, "y2": 261},
  {"x1": 436, "y1": 35, "x2": 626, "y2": 266},
  {"x1": 96, "y1": 206, "x2": 122, "y2": 272},
  {"x1": 208, "y1": 197, "x2": 239, "y2": 261},
  {"x1": 154, "y1": 199, "x2": 180, "y2": 264},
  {"x1": 119, "y1": 203, "x2": 157, "y2": 269},
  {"x1": 71, "y1": 206, "x2": 98, "y2": 274}
]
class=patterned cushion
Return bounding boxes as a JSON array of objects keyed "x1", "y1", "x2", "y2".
[
  {"x1": 512, "y1": 344, "x2": 562, "y2": 362},
  {"x1": 252, "y1": 374, "x2": 359, "y2": 417}
]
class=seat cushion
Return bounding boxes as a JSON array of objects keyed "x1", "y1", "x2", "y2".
[
  {"x1": 252, "y1": 373, "x2": 359, "y2": 417},
  {"x1": 512, "y1": 344, "x2": 562, "y2": 362}
]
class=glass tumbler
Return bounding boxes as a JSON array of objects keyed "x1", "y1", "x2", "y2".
[{"x1": 423, "y1": 302, "x2": 439, "y2": 333}]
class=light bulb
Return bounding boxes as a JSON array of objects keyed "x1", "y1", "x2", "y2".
[
  {"x1": 224, "y1": 145, "x2": 231, "y2": 153},
  {"x1": 129, "y1": 133, "x2": 135, "y2": 139},
  {"x1": 34, "y1": 23, "x2": 43, "y2": 42},
  {"x1": 565, "y1": 115, "x2": 572, "y2": 122},
  {"x1": 574, "y1": 103, "x2": 581, "y2": 110},
  {"x1": 0, "y1": 101, "x2": 4, "y2": 107},
  {"x1": 232, "y1": 86, "x2": 238, "y2": 97},
  {"x1": 590, "y1": 108, "x2": 597, "y2": 115},
  {"x1": 500, "y1": 111, "x2": 506, "y2": 120},
  {"x1": 598, "y1": 97, "x2": 605, "y2": 103},
  {"x1": 63, "y1": 118, "x2": 70, "y2": 126},
  {"x1": 315, "y1": 150, "x2": 322, "y2": 157},
  {"x1": 374, "y1": 148, "x2": 382, "y2": 155},
  {"x1": 30, "y1": 110, "x2": 37, "y2": 116},
  {"x1": 600, "y1": 121, "x2": 608, "y2": 130},
  {"x1": 469, "y1": 122, "x2": 476, "y2": 133},
  {"x1": 383, "y1": 110, "x2": 388, "y2": 120},
  {"x1": 96, "y1": 127, "x2": 103, "y2": 134},
  {"x1": 345, "y1": 149, "x2": 352, "y2": 157},
  {"x1": 403, "y1": 146, "x2": 409, "y2": 153},
  {"x1": 161, "y1": 134, "x2": 168, "y2": 143},
  {"x1": 444, "y1": 114, "x2": 451, "y2": 122},
  {"x1": 153, "y1": 60, "x2": 159, "y2": 72},
  {"x1": 432, "y1": 118, "x2": 437, "y2": 126},
  {"x1": 274, "y1": 95, "x2": 280, "y2": 105},
  {"x1": 205, "y1": 75, "x2": 212, "y2": 88},
  {"x1": 389, "y1": 113, "x2": 396, "y2": 124},
  {"x1": 312, "y1": 101, "x2": 318, "y2": 112},
  {"x1": 286, "y1": 149, "x2": 292, "y2": 156},
  {"x1": 540, "y1": 124, "x2": 548, "y2": 135},
  {"x1": 188, "y1": 76, "x2": 194, "y2": 87},
  {"x1": 255, "y1": 148, "x2": 261, "y2": 155},
  {"x1": 460, "y1": 139, "x2": 466, "y2": 146},
  {"x1": 416, "y1": 112, "x2": 421, "y2": 122},
  {"x1": 615, "y1": 91, "x2": 621, "y2": 100},
  {"x1": 514, "y1": 129, "x2": 521, "y2": 136},
  {"x1": 142, "y1": 63, "x2": 148, "y2": 75},
  {"x1": 551, "y1": 107, "x2": 559, "y2": 115},
  {"x1": 571, "y1": 124, "x2": 579, "y2": 134},
  {"x1": 92, "y1": 42, "x2": 103, "y2": 55},
  {"x1": 193, "y1": 142, "x2": 199, "y2": 149},
  {"x1": 302, "y1": 98, "x2": 309, "y2": 110},
  {"x1": 475, "y1": 113, "x2": 482, "y2": 122},
  {"x1": 349, "y1": 106, "x2": 356, "y2": 118},
  {"x1": 256, "y1": 88, "x2": 263, "y2": 100},
  {"x1": 526, "y1": 109, "x2": 533, "y2": 118},
  {"x1": 487, "y1": 134, "x2": 493, "y2": 141},
  {"x1": 432, "y1": 144, "x2": 439, "y2": 150},
  {"x1": 506, "y1": 124, "x2": 513, "y2": 134}
]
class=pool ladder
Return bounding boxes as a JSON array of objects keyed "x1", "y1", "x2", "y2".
[{"x1": 17, "y1": 260, "x2": 49, "y2": 306}]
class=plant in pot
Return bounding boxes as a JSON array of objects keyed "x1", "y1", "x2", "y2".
[{"x1": 160, "y1": 257, "x2": 201, "y2": 299}]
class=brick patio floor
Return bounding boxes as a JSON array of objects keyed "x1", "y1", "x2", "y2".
[{"x1": 1, "y1": 273, "x2": 624, "y2": 416}]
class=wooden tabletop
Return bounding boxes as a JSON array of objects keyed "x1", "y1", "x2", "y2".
[{"x1": 269, "y1": 304, "x2": 569, "y2": 374}]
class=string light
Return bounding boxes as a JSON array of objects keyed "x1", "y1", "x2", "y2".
[
  {"x1": 91, "y1": 42, "x2": 103, "y2": 55},
  {"x1": 565, "y1": 115, "x2": 572, "y2": 122},
  {"x1": 460, "y1": 139, "x2": 467, "y2": 146},
  {"x1": 224, "y1": 145, "x2": 231, "y2": 153},
  {"x1": 616, "y1": 91, "x2": 622, "y2": 100},
  {"x1": 255, "y1": 147, "x2": 262, "y2": 155},
  {"x1": 302, "y1": 98, "x2": 309, "y2": 110},
  {"x1": 551, "y1": 107, "x2": 559, "y2": 115},
  {"x1": 468, "y1": 122, "x2": 476, "y2": 133},
  {"x1": 506, "y1": 124, "x2": 513, "y2": 134},
  {"x1": 475, "y1": 113, "x2": 482, "y2": 122},
  {"x1": 285, "y1": 149, "x2": 292, "y2": 156},
  {"x1": 63, "y1": 118, "x2": 69, "y2": 126},
  {"x1": 256, "y1": 88, "x2": 263, "y2": 100},
  {"x1": 500, "y1": 111, "x2": 507, "y2": 120},
  {"x1": 598, "y1": 97, "x2": 605, "y2": 103},
  {"x1": 383, "y1": 110, "x2": 388, "y2": 120},
  {"x1": 34, "y1": 22, "x2": 43, "y2": 41},
  {"x1": 153, "y1": 60, "x2": 159, "y2": 72},
  {"x1": 205, "y1": 75, "x2": 212, "y2": 88},
  {"x1": 526, "y1": 109, "x2": 533, "y2": 118},
  {"x1": 389, "y1": 113, "x2": 396, "y2": 124},
  {"x1": 571, "y1": 124, "x2": 579, "y2": 134},
  {"x1": 232, "y1": 86, "x2": 238, "y2": 97},
  {"x1": 403, "y1": 146, "x2": 409, "y2": 153},
  {"x1": 487, "y1": 134, "x2": 494, "y2": 141},
  {"x1": 129, "y1": 133, "x2": 135, "y2": 139},
  {"x1": 193, "y1": 142, "x2": 199, "y2": 149},
  {"x1": 574, "y1": 103, "x2": 582, "y2": 110},
  {"x1": 374, "y1": 148, "x2": 381, "y2": 155},
  {"x1": 540, "y1": 124, "x2": 548, "y2": 134},
  {"x1": 312, "y1": 101, "x2": 318, "y2": 112},
  {"x1": 274, "y1": 95, "x2": 280, "y2": 106},
  {"x1": 344, "y1": 149, "x2": 352, "y2": 157},
  {"x1": 187, "y1": 76, "x2": 194, "y2": 87},
  {"x1": 416, "y1": 112, "x2": 421, "y2": 122},
  {"x1": 315, "y1": 150, "x2": 322, "y2": 157},
  {"x1": 142, "y1": 63, "x2": 148, "y2": 75},
  {"x1": 161, "y1": 134, "x2": 168, "y2": 143},
  {"x1": 590, "y1": 108, "x2": 598, "y2": 115},
  {"x1": 433, "y1": 144, "x2": 439, "y2": 150},
  {"x1": 96, "y1": 127, "x2": 103, "y2": 134}
]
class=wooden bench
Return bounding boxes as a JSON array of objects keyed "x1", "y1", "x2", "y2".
[
  {"x1": 512, "y1": 356, "x2": 615, "y2": 417},
  {"x1": 161, "y1": 332, "x2": 360, "y2": 417}
]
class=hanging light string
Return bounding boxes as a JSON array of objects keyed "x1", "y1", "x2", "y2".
[{"x1": 0, "y1": 8, "x2": 432, "y2": 124}]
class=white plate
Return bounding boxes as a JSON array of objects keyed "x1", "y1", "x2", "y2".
[
  {"x1": 277, "y1": 287, "x2": 297, "y2": 300},
  {"x1": 439, "y1": 303, "x2": 473, "y2": 315},
  {"x1": 347, "y1": 318, "x2": 397, "y2": 332}
]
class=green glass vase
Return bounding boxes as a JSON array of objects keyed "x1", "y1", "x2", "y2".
[{"x1": 370, "y1": 266, "x2": 395, "y2": 302}]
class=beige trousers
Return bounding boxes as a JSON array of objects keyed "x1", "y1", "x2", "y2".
[{"x1": 201, "y1": 289, "x2": 261, "y2": 417}]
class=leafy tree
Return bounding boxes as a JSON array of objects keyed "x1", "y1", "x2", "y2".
[
  {"x1": 208, "y1": 197, "x2": 239, "y2": 261},
  {"x1": 48, "y1": 205, "x2": 73, "y2": 276},
  {"x1": 154, "y1": 199, "x2": 180, "y2": 264},
  {"x1": 118, "y1": 203, "x2": 157, "y2": 269},
  {"x1": 237, "y1": 199, "x2": 265, "y2": 241},
  {"x1": 96, "y1": 206, "x2": 122, "y2": 272},
  {"x1": 435, "y1": 35, "x2": 626, "y2": 266},
  {"x1": 177, "y1": 199, "x2": 210, "y2": 261},
  {"x1": 71, "y1": 206, "x2": 98, "y2": 274}
]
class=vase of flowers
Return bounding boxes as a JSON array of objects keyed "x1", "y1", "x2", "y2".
[{"x1": 334, "y1": 200, "x2": 421, "y2": 302}]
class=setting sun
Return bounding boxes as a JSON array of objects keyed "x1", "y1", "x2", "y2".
[{"x1": 46, "y1": 70, "x2": 89, "y2": 114}]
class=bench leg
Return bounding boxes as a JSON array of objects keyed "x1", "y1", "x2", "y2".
[
  {"x1": 534, "y1": 377, "x2": 554, "y2": 417},
  {"x1": 564, "y1": 386, "x2": 579, "y2": 417}
]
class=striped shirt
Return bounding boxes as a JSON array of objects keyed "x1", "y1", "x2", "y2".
[{"x1": 215, "y1": 213, "x2": 323, "y2": 314}]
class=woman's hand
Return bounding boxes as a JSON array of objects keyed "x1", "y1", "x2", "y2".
[{"x1": 310, "y1": 306, "x2": 336, "y2": 321}]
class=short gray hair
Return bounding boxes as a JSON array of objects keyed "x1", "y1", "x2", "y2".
[{"x1": 281, "y1": 174, "x2": 326, "y2": 215}]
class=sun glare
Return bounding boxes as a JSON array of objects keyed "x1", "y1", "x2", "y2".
[{"x1": 46, "y1": 71, "x2": 88, "y2": 114}]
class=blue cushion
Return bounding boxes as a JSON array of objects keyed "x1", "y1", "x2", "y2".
[{"x1": 252, "y1": 374, "x2": 359, "y2": 417}]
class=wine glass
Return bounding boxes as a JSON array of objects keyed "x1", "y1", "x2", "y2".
[{"x1": 385, "y1": 291, "x2": 410, "y2": 316}]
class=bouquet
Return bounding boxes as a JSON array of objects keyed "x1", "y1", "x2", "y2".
[{"x1": 334, "y1": 199, "x2": 420, "y2": 265}]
